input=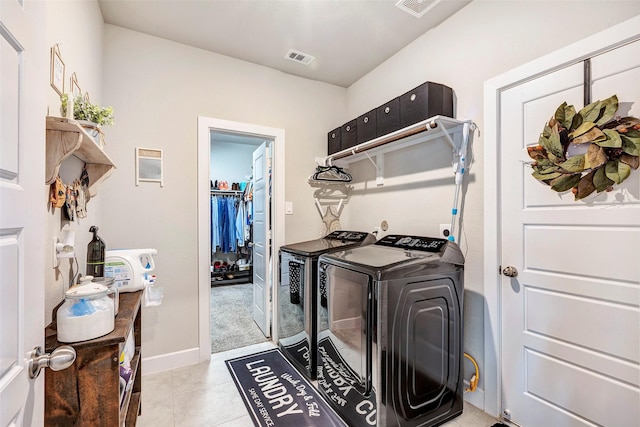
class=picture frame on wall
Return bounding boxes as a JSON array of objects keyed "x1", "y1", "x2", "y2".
[
  {"x1": 136, "y1": 147, "x2": 164, "y2": 187},
  {"x1": 70, "y1": 72, "x2": 81, "y2": 97},
  {"x1": 50, "y1": 45, "x2": 65, "y2": 96}
]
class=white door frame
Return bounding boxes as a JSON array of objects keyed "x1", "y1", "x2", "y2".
[
  {"x1": 197, "y1": 117, "x2": 285, "y2": 362},
  {"x1": 483, "y1": 15, "x2": 640, "y2": 418}
]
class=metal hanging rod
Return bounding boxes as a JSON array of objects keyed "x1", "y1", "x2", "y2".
[{"x1": 210, "y1": 189, "x2": 243, "y2": 195}]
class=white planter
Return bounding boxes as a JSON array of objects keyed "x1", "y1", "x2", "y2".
[{"x1": 77, "y1": 120, "x2": 104, "y2": 148}]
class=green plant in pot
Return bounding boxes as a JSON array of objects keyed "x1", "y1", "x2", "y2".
[{"x1": 61, "y1": 94, "x2": 114, "y2": 146}]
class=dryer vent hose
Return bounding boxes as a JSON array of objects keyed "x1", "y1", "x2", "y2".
[{"x1": 464, "y1": 352, "x2": 479, "y2": 392}]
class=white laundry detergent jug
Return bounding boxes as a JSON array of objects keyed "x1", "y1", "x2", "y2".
[{"x1": 104, "y1": 248, "x2": 157, "y2": 293}]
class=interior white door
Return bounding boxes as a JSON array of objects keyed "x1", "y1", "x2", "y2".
[
  {"x1": 0, "y1": 2, "x2": 47, "y2": 426},
  {"x1": 500, "y1": 41, "x2": 640, "y2": 427},
  {"x1": 252, "y1": 142, "x2": 271, "y2": 337}
]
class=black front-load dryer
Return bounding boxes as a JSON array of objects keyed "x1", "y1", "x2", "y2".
[
  {"x1": 316, "y1": 234, "x2": 464, "y2": 427},
  {"x1": 278, "y1": 230, "x2": 376, "y2": 380}
]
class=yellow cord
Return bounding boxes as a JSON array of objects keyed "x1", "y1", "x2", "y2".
[{"x1": 464, "y1": 352, "x2": 479, "y2": 392}]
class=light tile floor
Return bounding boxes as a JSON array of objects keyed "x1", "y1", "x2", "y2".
[{"x1": 137, "y1": 342, "x2": 501, "y2": 427}]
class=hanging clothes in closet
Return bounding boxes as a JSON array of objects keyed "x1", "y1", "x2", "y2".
[{"x1": 211, "y1": 189, "x2": 252, "y2": 254}]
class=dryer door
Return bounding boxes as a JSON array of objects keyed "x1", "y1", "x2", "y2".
[
  {"x1": 325, "y1": 265, "x2": 372, "y2": 388},
  {"x1": 317, "y1": 263, "x2": 377, "y2": 427}
]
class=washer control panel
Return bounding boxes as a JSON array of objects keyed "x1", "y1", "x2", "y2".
[
  {"x1": 376, "y1": 234, "x2": 447, "y2": 252},
  {"x1": 325, "y1": 230, "x2": 369, "y2": 242}
]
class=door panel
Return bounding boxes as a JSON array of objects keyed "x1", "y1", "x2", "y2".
[
  {"x1": 500, "y1": 40, "x2": 640, "y2": 427},
  {"x1": 524, "y1": 225, "x2": 639, "y2": 282},
  {"x1": 0, "y1": 35, "x2": 20, "y2": 178},
  {"x1": 252, "y1": 142, "x2": 271, "y2": 337},
  {"x1": 0, "y1": 1, "x2": 46, "y2": 425},
  {"x1": 525, "y1": 288, "x2": 638, "y2": 362},
  {"x1": 592, "y1": 42, "x2": 640, "y2": 119},
  {"x1": 525, "y1": 349, "x2": 637, "y2": 427}
]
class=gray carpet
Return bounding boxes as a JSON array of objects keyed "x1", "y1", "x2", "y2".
[{"x1": 210, "y1": 283, "x2": 268, "y2": 353}]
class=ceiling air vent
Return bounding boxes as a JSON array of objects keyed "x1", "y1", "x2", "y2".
[
  {"x1": 285, "y1": 49, "x2": 315, "y2": 66},
  {"x1": 395, "y1": 0, "x2": 441, "y2": 18}
]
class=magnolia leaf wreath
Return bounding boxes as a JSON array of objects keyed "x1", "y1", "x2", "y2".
[{"x1": 528, "y1": 94, "x2": 640, "y2": 200}]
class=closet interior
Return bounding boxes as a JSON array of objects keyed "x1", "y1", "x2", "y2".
[
  {"x1": 209, "y1": 132, "x2": 263, "y2": 286},
  {"x1": 209, "y1": 131, "x2": 270, "y2": 354},
  {"x1": 210, "y1": 185, "x2": 253, "y2": 284}
]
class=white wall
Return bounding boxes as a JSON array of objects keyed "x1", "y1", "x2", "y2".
[
  {"x1": 100, "y1": 25, "x2": 347, "y2": 357},
  {"x1": 343, "y1": 0, "x2": 640, "y2": 399},
  {"x1": 210, "y1": 141, "x2": 256, "y2": 185},
  {"x1": 44, "y1": 1, "x2": 106, "y2": 323}
]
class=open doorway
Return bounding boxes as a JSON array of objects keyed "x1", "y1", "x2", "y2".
[
  {"x1": 197, "y1": 117, "x2": 285, "y2": 362},
  {"x1": 209, "y1": 131, "x2": 269, "y2": 353}
]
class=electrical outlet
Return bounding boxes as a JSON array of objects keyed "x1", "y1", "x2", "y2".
[{"x1": 439, "y1": 224, "x2": 451, "y2": 238}]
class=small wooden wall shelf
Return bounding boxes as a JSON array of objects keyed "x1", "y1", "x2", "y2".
[
  {"x1": 45, "y1": 291, "x2": 143, "y2": 426},
  {"x1": 46, "y1": 116, "x2": 116, "y2": 197}
]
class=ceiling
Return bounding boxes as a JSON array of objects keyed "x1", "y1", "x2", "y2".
[{"x1": 98, "y1": 0, "x2": 471, "y2": 88}]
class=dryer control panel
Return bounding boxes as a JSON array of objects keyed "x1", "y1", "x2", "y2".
[{"x1": 376, "y1": 234, "x2": 447, "y2": 252}]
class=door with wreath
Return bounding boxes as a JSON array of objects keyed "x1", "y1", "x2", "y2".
[{"x1": 498, "y1": 40, "x2": 639, "y2": 426}]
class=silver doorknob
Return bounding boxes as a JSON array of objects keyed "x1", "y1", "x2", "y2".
[
  {"x1": 28, "y1": 345, "x2": 76, "y2": 379},
  {"x1": 502, "y1": 266, "x2": 518, "y2": 277}
]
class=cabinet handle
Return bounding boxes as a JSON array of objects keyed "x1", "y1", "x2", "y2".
[{"x1": 385, "y1": 107, "x2": 390, "y2": 114}]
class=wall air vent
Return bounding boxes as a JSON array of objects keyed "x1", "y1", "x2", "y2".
[
  {"x1": 285, "y1": 49, "x2": 315, "y2": 66},
  {"x1": 395, "y1": 0, "x2": 441, "y2": 18}
]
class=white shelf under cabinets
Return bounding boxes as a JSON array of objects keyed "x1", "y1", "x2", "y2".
[
  {"x1": 316, "y1": 116, "x2": 475, "y2": 187},
  {"x1": 45, "y1": 116, "x2": 116, "y2": 197}
]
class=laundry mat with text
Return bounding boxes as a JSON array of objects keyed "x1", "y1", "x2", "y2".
[{"x1": 225, "y1": 348, "x2": 347, "y2": 427}]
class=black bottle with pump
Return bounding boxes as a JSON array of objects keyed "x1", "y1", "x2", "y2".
[{"x1": 86, "y1": 225, "x2": 106, "y2": 277}]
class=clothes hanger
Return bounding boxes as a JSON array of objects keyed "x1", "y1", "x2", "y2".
[{"x1": 310, "y1": 165, "x2": 352, "y2": 182}]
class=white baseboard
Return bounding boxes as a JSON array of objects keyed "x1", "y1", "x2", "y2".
[
  {"x1": 142, "y1": 347, "x2": 201, "y2": 376},
  {"x1": 463, "y1": 381, "x2": 485, "y2": 411}
]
